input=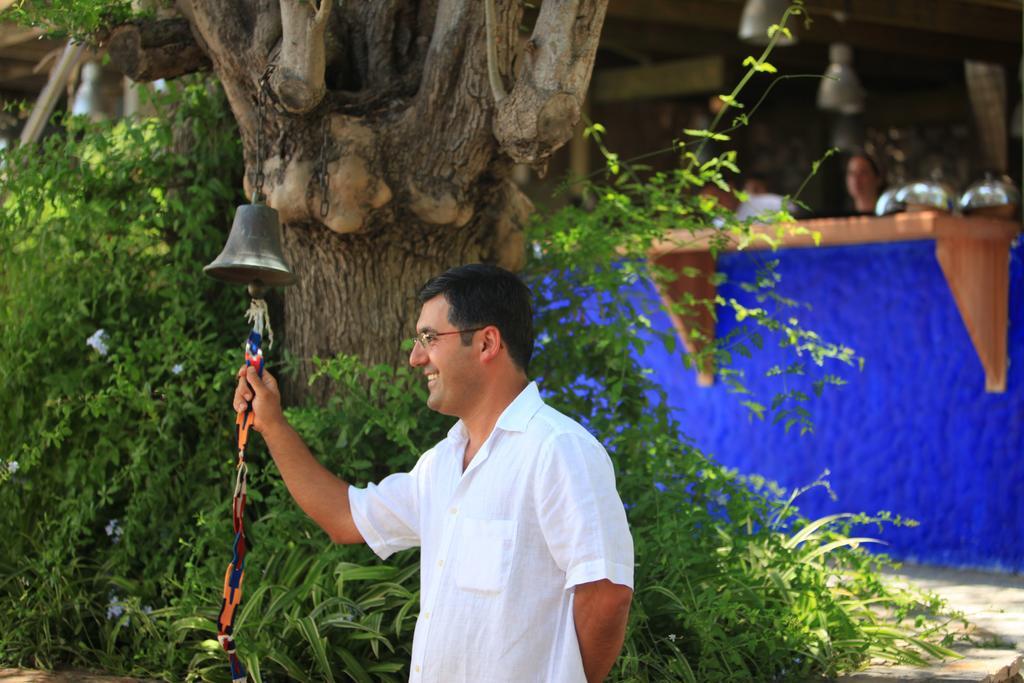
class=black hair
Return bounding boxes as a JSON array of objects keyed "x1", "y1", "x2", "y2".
[
  {"x1": 417, "y1": 264, "x2": 535, "y2": 373},
  {"x1": 847, "y1": 150, "x2": 883, "y2": 181}
]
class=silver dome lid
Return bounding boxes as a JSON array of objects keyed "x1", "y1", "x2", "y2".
[
  {"x1": 894, "y1": 180, "x2": 956, "y2": 213},
  {"x1": 874, "y1": 187, "x2": 905, "y2": 216},
  {"x1": 959, "y1": 173, "x2": 1020, "y2": 214}
]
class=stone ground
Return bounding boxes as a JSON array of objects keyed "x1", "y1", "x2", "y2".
[
  {"x1": 835, "y1": 564, "x2": 1024, "y2": 682},
  {"x1": 1, "y1": 564, "x2": 1021, "y2": 682}
]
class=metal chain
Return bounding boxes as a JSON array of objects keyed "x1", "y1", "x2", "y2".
[
  {"x1": 252, "y1": 62, "x2": 330, "y2": 220},
  {"x1": 253, "y1": 65, "x2": 276, "y2": 204},
  {"x1": 317, "y1": 116, "x2": 330, "y2": 218}
]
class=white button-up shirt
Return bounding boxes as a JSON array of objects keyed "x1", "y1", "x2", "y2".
[{"x1": 348, "y1": 382, "x2": 634, "y2": 682}]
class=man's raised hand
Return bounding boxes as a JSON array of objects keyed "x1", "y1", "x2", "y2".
[{"x1": 234, "y1": 365, "x2": 284, "y2": 433}]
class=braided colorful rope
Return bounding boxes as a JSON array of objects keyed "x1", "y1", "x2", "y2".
[{"x1": 216, "y1": 329, "x2": 264, "y2": 683}]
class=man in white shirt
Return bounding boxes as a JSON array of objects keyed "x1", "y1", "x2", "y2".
[{"x1": 233, "y1": 264, "x2": 635, "y2": 682}]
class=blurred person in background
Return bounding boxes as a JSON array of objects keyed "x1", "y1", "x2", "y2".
[
  {"x1": 845, "y1": 152, "x2": 884, "y2": 215},
  {"x1": 737, "y1": 172, "x2": 789, "y2": 221},
  {"x1": 742, "y1": 173, "x2": 770, "y2": 196}
]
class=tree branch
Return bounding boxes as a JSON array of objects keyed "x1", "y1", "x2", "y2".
[
  {"x1": 269, "y1": 0, "x2": 333, "y2": 113},
  {"x1": 174, "y1": 0, "x2": 280, "y2": 169},
  {"x1": 484, "y1": 0, "x2": 508, "y2": 104},
  {"x1": 493, "y1": 0, "x2": 608, "y2": 166},
  {"x1": 106, "y1": 18, "x2": 211, "y2": 81}
]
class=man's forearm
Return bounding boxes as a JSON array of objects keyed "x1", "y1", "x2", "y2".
[
  {"x1": 573, "y1": 580, "x2": 632, "y2": 682},
  {"x1": 261, "y1": 420, "x2": 363, "y2": 544}
]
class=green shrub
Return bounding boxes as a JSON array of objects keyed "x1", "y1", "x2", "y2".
[
  {"x1": 514, "y1": 63, "x2": 958, "y2": 676},
  {"x1": 514, "y1": 182, "x2": 956, "y2": 680},
  {"x1": 0, "y1": 80, "x2": 244, "y2": 674}
]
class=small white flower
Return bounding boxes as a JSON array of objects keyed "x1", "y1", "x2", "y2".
[
  {"x1": 106, "y1": 596, "x2": 125, "y2": 620},
  {"x1": 142, "y1": 605, "x2": 153, "y2": 615},
  {"x1": 104, "y1": 518, "x2": 123, "y2": 543},
  {"x1": 6, "y1": 461, "x2": 18, "y2": 474},
  {"x1": 171, "y1": 363, "x2": 183, "y2": 375},
  {"x1": 86, "y1": 329, "x2": 109, "y2": 356}
]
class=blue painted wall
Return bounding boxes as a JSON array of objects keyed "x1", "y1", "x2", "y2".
[{"x1": 636, "y1": 240, "x2": 1024, "y2": 572}]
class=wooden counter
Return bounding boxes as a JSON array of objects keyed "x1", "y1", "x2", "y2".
[{"x1": 651, "y1": 211, "x2": 1021, "y2": 392}]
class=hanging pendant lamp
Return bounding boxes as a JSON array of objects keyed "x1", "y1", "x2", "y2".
[
  {"x1": 72, "y1": 62, "x2": 106, "y2": 122},
  {"x1": 738, "y1": 0, "x2": 797, "y2": 46},
  {"x1": 817, "y1": 43, "x2": 865, "y2": 114}
]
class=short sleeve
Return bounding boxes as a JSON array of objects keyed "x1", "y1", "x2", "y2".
[
  {"x1": 534, "y1": 432, "x2": 634, "y2": 590},
  {"x1": 348, "y1": 457, "x2": 425, "y2": 560}
]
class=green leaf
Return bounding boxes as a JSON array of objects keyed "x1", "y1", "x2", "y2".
[
  {"x1": 339, "y1": 647, "x2": 374, "y2": 683},
  {"x1": 297, "y1": 615, "x2": 335, "y2": 683},
  {"x1": 682, "y1": 128, "x2": 732, "y2": 141},
  {"x1": 718, "y1": 94, "x2": 744, "y2": 108},
  {"x1": 170, "y1": 616, "x2": 216, "y2": 634},
  {"x1": 785, "y1": 513, "x2": 855, "y2": 549},
  {"x1": 741, "y1": 400, "x2": 766, "y2": 420}
]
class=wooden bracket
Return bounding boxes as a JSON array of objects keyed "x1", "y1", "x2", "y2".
[
  {"x1": 652, "y1": 251, "x2": 717, "y2": 386},
  {"x1": 651, "y1": 212, "x2": 1019, "y2": 392},
  {"x1": 935, "y1": 236, "x2": 1012, "y2": 393}
]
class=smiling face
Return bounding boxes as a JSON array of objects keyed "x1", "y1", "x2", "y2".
[{"x1": 409, "y1": 295, "x2": 483, "y2": 417}]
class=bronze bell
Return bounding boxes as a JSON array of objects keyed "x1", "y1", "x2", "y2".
[{"x1": 204, "y1": 203, "x2": 296, "y2": 290}]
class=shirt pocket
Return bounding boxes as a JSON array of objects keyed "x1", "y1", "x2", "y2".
[{"x1": 454, "y1": 517, "x2": 517, "y2": 595}]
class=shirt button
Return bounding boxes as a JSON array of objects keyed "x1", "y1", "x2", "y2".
[
  {"x1": 424, "y1": 612, "x2": 430, "y2": 619},
  {"x1": 449, "y1": 507, "x2": 458, "y2": 515},
  {"x1": 437, "y1": 559, "x2": 444, "y2": 567},
  {"x1": 415, "y1": 665, "x2": 421, "y2": 673}
]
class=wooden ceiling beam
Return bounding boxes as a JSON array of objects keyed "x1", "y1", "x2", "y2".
[
  {"x1": 0, "y1": 25, "x2": 42, "y2": 50},
  {"x1": 0, "y1": 42, "x2": 68, "y2": 64},
  {"x1": 606, "y1": 0, "x2": 738, "y2": 32},
  {"x1": 803, "y1": 12, "x2": 1019, "y2": 65},
  {"x1": 864, "y1": 85, "x2": 973, "y2": 126},
  {"x1": 606, "y1": 0, "x2": 1021, "y2": 43},
  {"x1": 803, "y1": 0, "x2": 1019, "y2": 43},
  {"x1": 0, "y1": 79, "x2": 53, "y2": 94},
  {"x1": 963, "y1": 0, "x2": 1024, "y2": 9},
  {"x1": 599, "y1": 21, "x2": 970, "y2": 83},
  {"x1": 600, "y1": 20, "x2": 741, "y2": 61},
  {"x1": 0, "y1": 61, "x2": 46, "y2": 82},
  {"x1": 602, "y1": 1, "x2": 1020, "y2": 66},
  {"x1": 591, "y1": 55, "x2": 727, "y2": 103}
]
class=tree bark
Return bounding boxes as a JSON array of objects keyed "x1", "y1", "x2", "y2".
[
  {"x1": 107, "y1": 18, "x2": 211, "y2": 81},
  {"x1": 283, "y1": 179, "x2": 530, "y2": 404},
  {"x1": 282, "y1": 184, "x2": 530, "y2": 374},
  {"x1": 106, "y1": 0, "x2": 605, "y2": 401}
]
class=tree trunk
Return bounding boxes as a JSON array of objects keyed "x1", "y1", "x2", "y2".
[
  {"x1": 283, "y1": 179, "x2": 530, "y2": 403},
  {"x1": 108, "y1": 0, "x2": 607, "y2": 401}
]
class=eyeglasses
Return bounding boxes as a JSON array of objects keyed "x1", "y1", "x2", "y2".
[{"x1": 410, "y1": 327, "x2": 486, "y2": 349}]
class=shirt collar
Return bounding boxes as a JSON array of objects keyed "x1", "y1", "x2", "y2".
[
  {"x1": 495, "y1": 381, "x2": 544, "y2": 433},
  {"x1": 444, "y1": 381, "x2": 544, "y2": 445}
]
